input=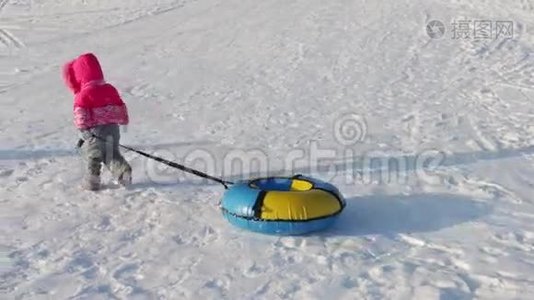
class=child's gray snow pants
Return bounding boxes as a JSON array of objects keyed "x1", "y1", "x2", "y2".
[{"x1": 81, "y1": 124, "x2": 131, "y2": 180}]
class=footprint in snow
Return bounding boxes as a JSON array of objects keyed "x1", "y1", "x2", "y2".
[
  {"x1": 66, "y1": 252, "x2": 93, "y2": 271},
  {"x1": 0, "y1": 168, "x2": 14, "y2": 177},
  {"x1": 243, "y1": 262, "x2": 267, "y2": 278},
  {"x1": 113, "y1": 263, "x2": 140, "y2": 282},
  {"x1": 94, "y1": 215, "x2": 113, "y2": 231}
]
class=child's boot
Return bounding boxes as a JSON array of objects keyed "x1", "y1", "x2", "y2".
[
  {"x1": 83, "y1": 175, "x2": 101, "y2": 191},
  {"x1": 118, "y1": 170, "x2": 132, "y2": 187}
]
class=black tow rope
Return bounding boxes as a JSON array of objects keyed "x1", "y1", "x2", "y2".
[{"x1": 79, "y1": 135, "x2": 234, "y2": 189}]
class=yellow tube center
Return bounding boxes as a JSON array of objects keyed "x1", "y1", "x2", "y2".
[{"x1": 290, "y1": 179, "x2": 313, "y2": 191}]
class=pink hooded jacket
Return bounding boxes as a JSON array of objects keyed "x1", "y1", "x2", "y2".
[{"x1": 63, "y1": 53, "x2": 129, "y2": 130}]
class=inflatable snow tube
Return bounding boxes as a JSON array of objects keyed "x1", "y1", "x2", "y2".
[{"x1": 221, "y1": 175, "x2": 346, "y2": 235}]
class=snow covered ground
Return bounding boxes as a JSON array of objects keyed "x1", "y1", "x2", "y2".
[{"x1": 2, "y1": 0, "x2": 534, "y2": 299}]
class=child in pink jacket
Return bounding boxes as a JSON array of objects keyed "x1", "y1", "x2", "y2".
[{"x1": 63, "y1": 53, "x2": 132, "y2": 190}]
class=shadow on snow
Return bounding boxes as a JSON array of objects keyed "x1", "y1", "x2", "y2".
[{"x1": 327, "y1": 193, "x2": 491, "y2": 236}]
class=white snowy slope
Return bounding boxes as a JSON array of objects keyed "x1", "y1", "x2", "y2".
[{"x1": 1, "y1": 0, "x2": 534, "y2": 299}]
